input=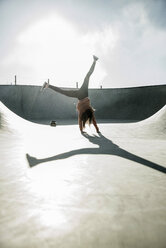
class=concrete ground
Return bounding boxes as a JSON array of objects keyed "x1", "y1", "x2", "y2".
[{"x1": 0, "y1": 102, "x2": 166, "y2": 248}]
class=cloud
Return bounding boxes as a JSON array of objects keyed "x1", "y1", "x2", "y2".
[
  {"x1": 144, "y1": 0, "x2": 166, "y2": 29},
  {"x1": 101, "y1": 1, "x2": 166, "y2": 87},
  {"x1": 1, "y1": 14, "x2": 109, "y2": 86},
  {"x1": 0, "y1": 0, "x2": 166, "y2": 87}
]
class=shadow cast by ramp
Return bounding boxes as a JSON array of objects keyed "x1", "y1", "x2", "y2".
[{"x1": 26, "y1": 133, "x2": 166, "y2": 174}]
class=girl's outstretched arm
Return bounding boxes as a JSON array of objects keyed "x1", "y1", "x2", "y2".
[{"x1": 92, "y1": 116, "x2": 100, "y2": 133}]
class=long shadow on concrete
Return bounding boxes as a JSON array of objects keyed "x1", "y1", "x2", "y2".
[{"x1": 26, "y1": 133, "x2": 166, "y2": 174}]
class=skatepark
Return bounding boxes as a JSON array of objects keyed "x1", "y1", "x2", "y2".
[{"x1": 0, "y1": 84, "x2": 166, "y2": 248}]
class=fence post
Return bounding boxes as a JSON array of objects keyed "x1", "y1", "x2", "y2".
[{"x1": 15, "y1": 75, "x2": 17, "y2": 85}]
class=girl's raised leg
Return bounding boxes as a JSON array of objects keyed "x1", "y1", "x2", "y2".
[{"x1": 78, "y1": 55, "x2": 98, "y2": 99}]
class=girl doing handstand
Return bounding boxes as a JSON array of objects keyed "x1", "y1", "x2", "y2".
[{"x1": 41, "y1": 55, "x2": 100, "y2": 134}]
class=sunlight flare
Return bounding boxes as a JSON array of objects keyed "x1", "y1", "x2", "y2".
[{"x1": 3, "y1": 13, "x2": 119, "y2": 86}]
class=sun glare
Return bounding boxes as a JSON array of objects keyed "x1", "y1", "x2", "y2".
[{"x1": 5, "y1": 13, "x2": 118, "y2": 87}]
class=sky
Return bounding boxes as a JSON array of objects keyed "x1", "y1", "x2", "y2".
[{"x1": 0, "y1": 0, "x2": 166, "y2": 88}]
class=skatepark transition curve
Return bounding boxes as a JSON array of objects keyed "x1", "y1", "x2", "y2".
[{"x1": 0, "y1": 84, "x2": 166, "y2": 123}]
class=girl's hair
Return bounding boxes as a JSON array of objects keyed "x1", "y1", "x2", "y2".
[{"x1": 81, "y1": 108, "x2": 94, "y2": 128}]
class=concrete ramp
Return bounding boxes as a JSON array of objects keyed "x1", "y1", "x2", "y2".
[
  {"x1": 0, "y1": 101, "x2": 33, "y2": 130},
  {"x1": 0, "y1": 101, "x2": 166, "y2": 248},
  {"x1": 139, "y1": 104, "x2": 166, "y2": 126},
  {"x1": 134, "y1": 104, "x2": 166, "y2": 138},
  {"x1": 0, "y1": 84, "x2": 166, "y2": 122}
]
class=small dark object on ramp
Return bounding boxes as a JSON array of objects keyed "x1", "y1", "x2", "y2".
[{"x1": 50, "y1": 120, "x2": 57, "y2": 126}]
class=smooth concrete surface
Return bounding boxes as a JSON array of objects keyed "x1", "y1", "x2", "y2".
[
  {"x1": 0, "y1": 102, "x2": 166, "y2": 248},
  {"x1": 0, "y1": 84, "x2": 166, "y2": 122}
]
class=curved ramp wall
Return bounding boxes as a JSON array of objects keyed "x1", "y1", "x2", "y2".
[{"x1": 0, "y1": 85, "x2": 166, "y2": 122}]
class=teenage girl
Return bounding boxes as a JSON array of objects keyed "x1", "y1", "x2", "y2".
[{"x1": 41, "y1": 55, "x2": 100, "y2": 134}]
